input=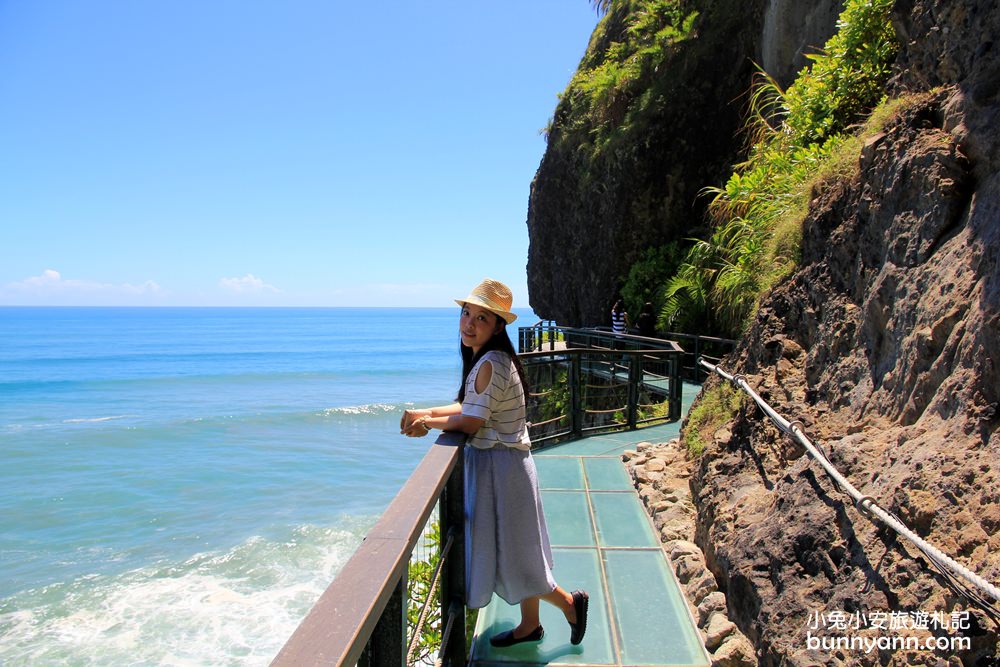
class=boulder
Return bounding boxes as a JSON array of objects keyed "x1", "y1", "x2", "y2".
[{"x1": 711, "y1": 634, "x2": 758, "y2": 667}]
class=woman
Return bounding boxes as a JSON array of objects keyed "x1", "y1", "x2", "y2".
[
  {"x1": 400, "y1": 278, "x2": 589, "y2": 648},
  {"x1": 611, "y1": 299, "x2": 629, "y2": 335}
]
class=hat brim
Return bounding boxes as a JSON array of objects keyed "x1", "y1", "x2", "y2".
[{"x1": 455, "y1": 298, "x2": 518, "y2": 324}]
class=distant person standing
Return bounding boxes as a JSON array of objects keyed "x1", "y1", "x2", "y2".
[
  {"x1": 636, "y1": 302, "x2": 657, "y2": 338},
  {"x1": 611, "y1": 299, "x2": 629, "y2": 334}
]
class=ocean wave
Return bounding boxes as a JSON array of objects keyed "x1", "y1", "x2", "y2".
[
  {"x1": 319, "y1": 403, "x2": 408, "y2": 417},
  {"x1": 62, "y1": 415, "x2": 133, "y2": 424},
  {"x1": 0, "y1": 519, "x2": 374, "y2": 666},
  {"x1": 3, "y1": 402, "x2": 420, "y2": 436}
]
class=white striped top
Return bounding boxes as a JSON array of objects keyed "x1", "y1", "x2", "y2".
[
  {"x1": 461, "y1": 350, "x2": 531, "y2": 451},
  {"x1": 612, "y1": 309, "x2": 627, "y2": 334}
]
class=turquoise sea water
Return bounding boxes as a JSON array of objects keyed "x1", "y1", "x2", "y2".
[{"x1": 0, "y1": 307, "x2": 535, "y2": 665}]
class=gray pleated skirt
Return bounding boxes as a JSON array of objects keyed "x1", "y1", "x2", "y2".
[{"x1": 464, "y1": 445, "x2": 557, "y2": 609}]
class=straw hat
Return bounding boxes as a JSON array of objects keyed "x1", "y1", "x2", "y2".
[{"x1": 455, "y1": 278, "x2": 518, "y2": 324}]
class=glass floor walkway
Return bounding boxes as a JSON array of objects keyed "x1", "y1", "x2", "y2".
[{"x1": 469, "y1": 386, "x2": 710, "y2": 667}]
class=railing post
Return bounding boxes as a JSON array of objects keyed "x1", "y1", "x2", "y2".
[
  {"x1": 439, "y1": 446, "x2": 466, "y2": 667},
  {"x1": 669, "y1": 353, "x2": 682, "y2": 421},
  {"x1": 359, "y1": 573, "x2": 407, "y2": 667},
  {"x1": 569, "y1": 354, "x2": 582, "y2": 439},
  {"x1": 626, "y1": 353, "x2": 639, "y2": 430}
]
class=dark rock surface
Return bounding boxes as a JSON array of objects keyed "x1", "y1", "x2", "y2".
[{"x1": 761, "y1": 0, "x2": 845, "y2": 89}]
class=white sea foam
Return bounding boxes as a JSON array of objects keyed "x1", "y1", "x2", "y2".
[
  {"x1": 0, "y1": 521, "x2": 371, "y2": 666},
  {"x1": 320, "y1": 403, "x2": 403, "y2": 416},
  {"x1": 62, "y1": 415, "x2": 131, "y2": 424}
]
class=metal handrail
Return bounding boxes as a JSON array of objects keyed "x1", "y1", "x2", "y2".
[
  {"x1": 272, "y1": 432, "x2": 468, "y2": 667},
  {"x1": 591, "y1": 325, "x2": 735, "y2": 347},
  {"x1": 519, "y1": 325, "x2": 685, "y2": 354},
  {"x1": 520, "y1": 323, "x2": 735, "y2": 382},
  {"x1": 273, "y1": 331, "x2": 683, "y2": 665},
  {"x1": 521, "y1": 346, "x2": 683, "y2": 446}
]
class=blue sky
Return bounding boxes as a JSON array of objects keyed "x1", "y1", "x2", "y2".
[{"x1": 0, "y1": 2, "x2": 599, "y2": 308}]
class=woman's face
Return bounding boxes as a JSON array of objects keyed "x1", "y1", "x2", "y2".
[{"x1": 460, "y1": 303, "x2": 501, "y2": 353}]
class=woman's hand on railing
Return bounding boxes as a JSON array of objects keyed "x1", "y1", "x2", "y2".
[
  {"x1": 400, "y1": 409, "x2": 431, "y2": 437},
  {"x1": 402, "y1": 422, "x2": 430, "y2": 437}
]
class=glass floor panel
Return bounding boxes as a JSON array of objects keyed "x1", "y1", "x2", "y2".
[
  {"x1": 536, "y1": 420, "x2": 686, "y2": 457},
  {"x1": 471, "y1": 548, "x2": 614, "y2": 665},
  {"x1": 537, "y1": 437, "x2": 637, "y2": 457},
  {"x1": 583, "y1": 457, "x2": 634, "y2": 491},
  {"x1": 541, "y1": 491, "x2": 595, "y2": 547},
  {"x1": 604, "y1": 550, "x2": 708, "y2": 666},
  {"x1": 535, "y1": 457, "x2": 585, "y2": 490},
  {"x1": 590, "y1": 492, "x2": 659, "y2": 548},
  {"x1": 471, "y1": 409, "x2": 710, "y2": 667}
]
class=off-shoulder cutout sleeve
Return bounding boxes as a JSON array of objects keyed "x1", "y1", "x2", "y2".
[{"x1": 462, "y1": 358, "x2": 502, "y2": 421}]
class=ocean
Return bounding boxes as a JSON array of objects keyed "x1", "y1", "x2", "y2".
[{"x1": 0, "y1": 306, "x2": 536, "y2": 665}]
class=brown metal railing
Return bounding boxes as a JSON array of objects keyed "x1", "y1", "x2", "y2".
[{"x1": 271, "y1": 432, "x2": 467, "y2": 667}]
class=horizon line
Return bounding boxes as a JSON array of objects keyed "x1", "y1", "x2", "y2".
[{"x1": 0, "y1": 304, "x2": 541, "y2": 311}]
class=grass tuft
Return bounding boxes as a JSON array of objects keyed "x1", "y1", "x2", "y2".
[{"x1": 682, "y1": 383, "x2": 744, "y2": 457}]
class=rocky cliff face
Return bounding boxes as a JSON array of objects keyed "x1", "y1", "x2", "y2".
[
  {"x1": 689, "y1": 1, "x2": 1000, "y2": 664},
  {"x1": 761, "y1": 0, "x2": 844, "y2": 89},
  {"x1": 526, "y1": 0, "x2": 766, "y2": 326},
  {"x1": 526, "y1": 0, "x2": 844, "y2": 326}
]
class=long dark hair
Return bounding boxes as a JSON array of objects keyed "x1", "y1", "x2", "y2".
[{"x1": 457, "y1": 317, "x2": 529, "y2": 403}]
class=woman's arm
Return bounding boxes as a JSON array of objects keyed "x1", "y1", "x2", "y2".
[
  {"x1": 430, "y1": 403, "x2": 463, "y2": 417},
  {"x1": 406, "y1": 412, "x2": 484, "y2": 436},
  {"x1": 400, "y1": 403, "x2": 463, "y2": 434},
  {"x1": 399, "y1": 403, "x2": 462, "y2": 436},
  {"x1": 405, "y1": 361, "x2": 492, "y2": 436}
]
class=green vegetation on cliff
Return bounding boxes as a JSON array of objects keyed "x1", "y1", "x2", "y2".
[
  {"x1": 643, "y1": 0, "x2": 898, "y2": 338},
  {"x1": 682, "y1": 382, "x2": 743, "y2": 457},
  {"x1": 552, "y1": 1, "x2": 699, "y2": 155}
]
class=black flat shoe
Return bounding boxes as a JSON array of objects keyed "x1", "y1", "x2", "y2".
[
  {"x1": 569, "y1": 590, "x2": 589, "y2": 645},
  {"x1": 489, "y1": 625, "x2": 544, "y2": 648}
]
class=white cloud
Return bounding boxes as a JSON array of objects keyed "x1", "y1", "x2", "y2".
[
  {"x1": 21, "y1": 268, "x2": 63, "y2": 287},
  {"x1": 218, "y1": 274, "x2": 280, "y2": 293},
  {"x1": 3, "y1": 269, "x2": 162, "y2": 304}
]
